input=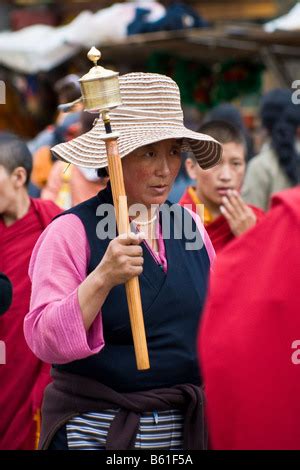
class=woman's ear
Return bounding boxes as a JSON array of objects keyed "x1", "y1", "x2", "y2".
[{"x1": 184, "y1": 157, "x2": 198, "y2": 180}]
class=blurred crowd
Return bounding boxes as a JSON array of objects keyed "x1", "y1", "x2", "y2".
[{"x1": 1, "y1": 71, "x2": 300, "y2": 450}]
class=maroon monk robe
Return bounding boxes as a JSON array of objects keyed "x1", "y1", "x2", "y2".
[
  {"x1": 179, "y1": 187, "x2": 264, "y2": 252},
  {"x1": 199, "y1": 187, "x2": 300, "y2": 449},
  {"x1": 0, "y1": 198, "x2": 61, "y2": 450}
]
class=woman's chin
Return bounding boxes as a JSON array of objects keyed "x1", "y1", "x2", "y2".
[{"x1": 150, "y1": 195, "x2": 168, "y2": 206}]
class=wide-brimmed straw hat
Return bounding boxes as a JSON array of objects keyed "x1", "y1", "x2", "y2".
[{"x1": 51, "y1": 72, "x2": 222, "y2": 169}]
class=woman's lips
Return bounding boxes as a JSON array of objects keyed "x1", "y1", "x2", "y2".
[{"x1": 150, "y1": 185, "x2": 168, "y2": 195}]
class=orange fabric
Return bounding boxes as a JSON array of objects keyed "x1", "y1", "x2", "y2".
[
  {"x1": 41, "y1": 161, "x2": 72, "y2": 209},
  {"x1": 42, "y1": 161, "x2": 106, "y2": 208},
  {"x1": 33, "y1": 409, "x2": 41, "y2": 450},
  {"x1": 31, "y1": 146, "x2": 53, "y2": 189},
  {"x1": 186, "y1": 186, "x2": 213, "y2": 225}
]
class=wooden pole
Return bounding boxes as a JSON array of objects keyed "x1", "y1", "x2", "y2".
[{"x1": 104, "y1": 135, "x2": 150, "y2": 371}]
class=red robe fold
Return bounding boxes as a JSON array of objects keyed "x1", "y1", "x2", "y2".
[
  {"x1": 179, "y1": 187, "x2": 264, "y2": 252},
  {"x1": 199, "y1": 187, "x2": 300, "y2": 449},
  {"x1": 0, "y1": 198, "x2": 61, "y2": 450}
]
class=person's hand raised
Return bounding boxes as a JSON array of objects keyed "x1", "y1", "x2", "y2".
[
  {"x1": 220, "y1": 189, "x2": 257, "y2": 237},
  {"x1": 96, "y1": 232, "x2": 145, "y2": 290}
]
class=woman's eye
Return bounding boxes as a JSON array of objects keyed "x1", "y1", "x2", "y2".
[
  {"x1": 144, "y1": 151, "x2": 155, "y2": 158},
  {"x1": 171, "y1": 148, "x2": 180, "y2": 155},
  {"x1": 232, "y1": 161, "x2": 242, "y2": 167}
]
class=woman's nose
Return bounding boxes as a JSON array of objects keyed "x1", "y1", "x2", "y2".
[{"x1": 156, "y1": 156, "x2": 171, "y2": 176}]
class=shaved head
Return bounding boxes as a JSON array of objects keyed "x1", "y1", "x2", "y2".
[{"x1": 0, "y1": 132, "x2": 32, "y2": 186}]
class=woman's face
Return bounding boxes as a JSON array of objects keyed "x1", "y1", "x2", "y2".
[{"x1": 122, "y1": 139, "x2": 182, "y2": 208}]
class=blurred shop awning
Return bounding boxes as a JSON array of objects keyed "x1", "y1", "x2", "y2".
[
  {"x1": 0, "y1": 3, "x2": 164, "y2": 73},
  {"x1": 0, "y1": 4, "x2": 300, "y2": 87},
  {"x1": 97, "y1": 25, "x2": 300, "y2": 87}
]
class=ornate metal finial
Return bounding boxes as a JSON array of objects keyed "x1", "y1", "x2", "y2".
[
  {"x1": 79, "y1": 47, "x2": 122, "y2": 113},
  {"x1": 87, "y1": 47, "x2": 101, "y2": 67}
]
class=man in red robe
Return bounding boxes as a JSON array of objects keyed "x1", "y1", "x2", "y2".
[
  {"x1": 179, "y1": 121, "x2": 263, "y2": 252},
  {"x1": 199, "y1": 186, "x2": 300, "y2": 449},
  {"x1": 0, "y1": 133, "x2": 61, "y2": 449}
]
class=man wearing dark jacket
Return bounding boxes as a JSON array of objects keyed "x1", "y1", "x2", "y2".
[{"x1": 0, "y1": 272, "x2": 12, "y2": 315}]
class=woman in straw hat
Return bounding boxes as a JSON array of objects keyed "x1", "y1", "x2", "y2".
[{"x1": 24, "y1": 73, "x2": 221, "y2": 450}]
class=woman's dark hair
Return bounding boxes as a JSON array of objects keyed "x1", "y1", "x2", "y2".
[
  {"x1": 260, "y1": 89, "x2": 300, "y2": 184},
  {"x1": 260, "y1": 89, "x2": 292, "y2": 133},
  {"x1": 0, "y1": 132, "x2": 32, "y2": 186},
  {"x1": 97, "y1": 167, "x2": 109, "y2": 178},
  {"x1": 271, "y1": 104, "x2": 300, "y2": 184}
]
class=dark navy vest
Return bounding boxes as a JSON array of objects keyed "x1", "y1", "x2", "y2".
[{"x1": 54, "y1": 185, "x2": 210, "y2": 392}]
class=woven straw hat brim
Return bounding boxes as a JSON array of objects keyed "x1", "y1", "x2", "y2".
[{"x1": 52, "y1": 126, "x2": 221, "y2": 170}]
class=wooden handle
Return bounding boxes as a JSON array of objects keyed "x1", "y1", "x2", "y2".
[{"x1": 105, "y1": 138, "x2": 150, "y2": 370}]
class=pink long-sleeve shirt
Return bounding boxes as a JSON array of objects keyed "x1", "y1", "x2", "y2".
[{"x1": 24, "y1": 209, "x2": 215, "y2": 364}]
